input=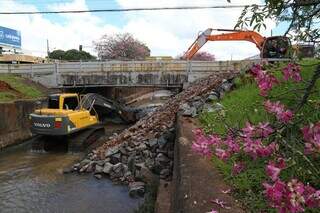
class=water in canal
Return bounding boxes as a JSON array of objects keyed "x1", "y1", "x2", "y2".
[{"x1": 0, "y1": 137, "x2": 142, "y2": 213}]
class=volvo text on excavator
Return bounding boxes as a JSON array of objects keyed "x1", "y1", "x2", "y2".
[{"x1": 183, "y1": 28, "x2": 292, "y2": 60}]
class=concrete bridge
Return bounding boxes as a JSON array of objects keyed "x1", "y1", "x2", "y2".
[{"x1": 0, "y1": 60, "x2": 266, "y2": 88}]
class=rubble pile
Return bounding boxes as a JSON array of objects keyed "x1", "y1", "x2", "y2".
[
  {"x1": 179, "y1": 78, "x2": 234, "y2": 117},
  {"x1": 73, "y1": 70, "x2": 238, "y2": 197}
]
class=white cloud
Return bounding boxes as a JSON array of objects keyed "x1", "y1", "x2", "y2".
[
  {"x1": 0, "y1": 0, "x2": 119, "y2": 56},
  {"x1": 0, "y1": 0, "x2": 276, "y2": 60},
  {"x1": 117, "y1": 0, "x2": 275, "y2": 59}
]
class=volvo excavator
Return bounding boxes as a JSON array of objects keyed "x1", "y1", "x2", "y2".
[
  {"x1": 184, "y1": 28, "x2": 292, "y2": 59},
  {"x1": 30, "y1": 93, "x2": 136, "y2": 151}
]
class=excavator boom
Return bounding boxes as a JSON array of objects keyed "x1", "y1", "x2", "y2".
[{"x1": 184, "y1": 28, "x2": 290, "y2": 59}]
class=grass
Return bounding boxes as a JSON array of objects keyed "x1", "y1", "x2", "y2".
[
  {"x1": 134, "y1": 180, "x2": 159, "y2": 213},
  {"x1": 0, "y1": 74, "x2": 44, "y2": 102},
  {"x1": 199, "y1": 58, "x2": 320, "y2": 212}
]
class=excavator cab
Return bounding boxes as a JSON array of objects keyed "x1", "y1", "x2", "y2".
[{"x1": 261, "y1": 36, "x2": 291, "y2": 59}]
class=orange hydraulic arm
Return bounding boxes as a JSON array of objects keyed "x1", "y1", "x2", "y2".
[{"x1": 184, "y1": 28, "x2": 266, "y2": 60}]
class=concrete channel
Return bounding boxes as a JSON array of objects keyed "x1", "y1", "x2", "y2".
[
  {"x1": 0, "y1": 89, "x2": 175, "y2": 213},
  {"x1": 0, "y1": 123, "x2": 144, "y2": 213}
]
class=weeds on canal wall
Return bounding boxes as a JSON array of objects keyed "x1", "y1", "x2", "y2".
[{"x1": 134, "y1": 179, "x2": 159, "y2": 213}]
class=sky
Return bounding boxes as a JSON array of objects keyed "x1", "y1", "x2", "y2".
[{"x1": 0, "y1": 0, "x2": 287, "y2": 60}]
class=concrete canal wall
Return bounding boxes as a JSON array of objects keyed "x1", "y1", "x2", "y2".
[{"x1": 0, "y1": 99, "x2": 43, "y2": 149}]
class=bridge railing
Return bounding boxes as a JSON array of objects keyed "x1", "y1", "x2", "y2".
[
  {"x1": 0, "y1": 60, "x2": 260, "y2": 87},
  {"x1": 0, "y1": 60, "x2": 246, "y2": 74}
]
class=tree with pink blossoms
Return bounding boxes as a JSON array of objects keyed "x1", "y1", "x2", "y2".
[
  {"x1": 94, "y1": 33, "x2": 150, "y2": 60},
  {"x1": 193, "y1": 61, "x2": 320, "y2": 212}
]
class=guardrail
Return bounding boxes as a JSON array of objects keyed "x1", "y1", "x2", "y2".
[{"x1": 0, "y1": 59, "x2": 265, "y2": 87}]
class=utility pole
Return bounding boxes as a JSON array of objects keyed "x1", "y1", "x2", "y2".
[{"x1": 47, "y1": 39, "x2": 50, "y2": 57}]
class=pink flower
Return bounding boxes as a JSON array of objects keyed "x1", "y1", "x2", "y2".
[
  {"x1": 208, "y1": 134, "x2": 223, "y2": 146},
  {"x1": 264, "y1": 100, "x2": 294, "y2": 123},
  {"x1": 207, "y1": 209, "x2": 218, "y2": 213},
  {"x1": 232, "y1": 162, "x2": 245, "y2": 175},
  {"x1": 224, "y1": 135, "x2": 240, "y2": 153},
  {"x1": 266, "y1": 164, "x2": 281, "y2": 181},
  {"x1": 279, "y1": 110, "x2": 293, "y2": 123},
  {"x1": 243, "y1": 137, "x2": 276, "y2": 159},
  {"x1": 260, "y1": 142, "x2": 277, "y2": 157},
  {"x1": 287, "y1": 179, "x2": 307, "y2": 212},
  {"x1": 257, "y1": 122, "x2": 274, "y2": 137},
  {"x1": 250, "y1": 64, "x2": 278, "y2": 96},
  {"x1": 215, "y1": 148, "x2": 230, "y2": 161},
  {"x1": 243, "y1": 138, "x2": 262, "y2": 159},
  {"x1": 242, "y1": 122, "x2": 274, "y2": 139},
  {"x1": 282, "y1": 63, "x2": 302, "y2": 82},
  {"x1": 263, "y1": 180, "x2": 287, "y2": 209},
  {"x1": 191, "y1": 140, "x2": 212, "y2": 157},
  {"x1": 242, "y1": 122, "x2": 256, "y2": 138},
  {"x1": 301, "y1": 123, "x2": 320, "y2": 155},
  {"x1": 264, "y1": 178, "x2": 320, "y2": 212}
]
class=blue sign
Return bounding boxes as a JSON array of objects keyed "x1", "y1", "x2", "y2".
[{"x1": 0, "y1": 26, "x2": 21, "y2": 48}]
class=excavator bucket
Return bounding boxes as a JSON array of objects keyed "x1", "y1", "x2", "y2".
[
  {"x1": 184, "y1": 28, "x2": 213, "y2": 59},
  {"x1": 79, "y1": 93, "x2": 137, "y2": 124}
]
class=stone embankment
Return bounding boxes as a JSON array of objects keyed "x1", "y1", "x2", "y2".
[{"x1": 73, "y1": 70, "x2": 238, "y2": 197}]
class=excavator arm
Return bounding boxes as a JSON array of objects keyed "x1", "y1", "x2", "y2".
[{"x1": 184, "y1": 28, "x2": 266, "y2": 60}]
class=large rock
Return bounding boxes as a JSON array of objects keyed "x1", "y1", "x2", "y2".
[
  {"x1": 148, "y1": 138, "x2": 158, "y2": 148},
  {"x1": 79, "y1": 159, "x2": 91, "y2": 168},
  {"x1": 110, "y1": 153, "x2": 121, "y2": 164},
  {"x1": 179, "y1": 103, "x2": 197, "y2": 117},
  {"x1": 140, "y1": 164, "x2": 157, "y2": 183},
  {"x1": 157, "y1": 136, "x2": 168, "y2": 148},
  {"x1": 207, "y1": 91, "x2": 220, "y2": 101},
  {"x1": 127, "y1": 153, "x2": 136, "y2": 173},
  {"x1": 103, "y1": 162, "x2": 113, "y2": 174},
  {"x1": 160, "y1": 169, "x2": 171, "y2": 179},
  {"x1": 128, "y1": 181, "x2": 145, "y2": 197},
  {"x1": 137, "y1": 143, "x2": 147, "y2": 151},
  {"x1": 156, "y1": 153, "x2": 170, "y2": 163},
  {"x1": 104, "y1": 146, "x2": 120, "y2": 158},
  {"x1": 95, "y1": 164, "x2": 103, "y2": 173},
  {"x1": 110, "y1": 163, "x2": 128, "y2": 179}
]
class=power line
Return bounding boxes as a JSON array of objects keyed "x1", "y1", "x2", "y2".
[{"x1": 0, "y1": 4, "x2": 265, "y2": 15}]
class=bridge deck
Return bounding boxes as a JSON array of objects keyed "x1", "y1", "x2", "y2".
[{"x1": 0, "y1": 59, "x2": 286, "y2": 88}]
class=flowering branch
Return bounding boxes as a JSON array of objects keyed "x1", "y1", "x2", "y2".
[{"x1": 192, "y1": 62, "x2": 320, "y2": 212}]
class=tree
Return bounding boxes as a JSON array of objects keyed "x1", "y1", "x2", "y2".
[
  {"x1": 191, "y1": 51, "x2": 216, "y2": 61},
  {"x1": 48, "y1": 50, "x2": 65, "y2": 60},
  {"x1": 49, "y1": 49, "x2": 96, "y2": 61},
  {"x1": 177, "y1": 51, "x2": 215, "y2": 61},
  {"x1": 233, "y1": 0, "x2": 320, "y2": 43},
  {"x1": 93, "y1": 33, "x2": 150, "y2": 60}
]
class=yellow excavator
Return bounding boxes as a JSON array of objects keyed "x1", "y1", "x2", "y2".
[{"x1": 30, "y1": 93, "x2": 136, "y2": 150}]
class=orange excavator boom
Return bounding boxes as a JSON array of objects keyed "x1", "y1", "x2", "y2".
[{"x1": 184, "y1": 28, "x2": 266, "y2": 60}]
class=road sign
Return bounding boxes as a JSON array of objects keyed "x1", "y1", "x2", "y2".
[{"x1": 0, "y1": 26, "x2": 21, "y2": 48}]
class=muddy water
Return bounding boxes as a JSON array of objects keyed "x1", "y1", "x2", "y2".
[{"x1": 0, "y1": 138, "x2": 142, "y2": 213}]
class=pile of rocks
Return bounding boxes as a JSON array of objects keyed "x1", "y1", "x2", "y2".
[
  {"x1": 179, "y1": 78, "x2": 234, "y2": 117},
  {"x1": 73, "y1": 129, "x2": 174, "y2": 197},
  {"x1": 73, "y1": 70, "x2": 239, "y2": 197}
]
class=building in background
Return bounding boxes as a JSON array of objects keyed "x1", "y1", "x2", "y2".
[{"x1": 0, "y1": 26, "x2": 44, "y2": 64}]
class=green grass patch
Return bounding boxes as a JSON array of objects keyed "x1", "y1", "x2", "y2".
[
  {"x1": 199, "y1": 58, "x2": 320, "y2": 212},
  {"x1": 0, "y1": 74, "x2": 44, "y2": 102}
]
